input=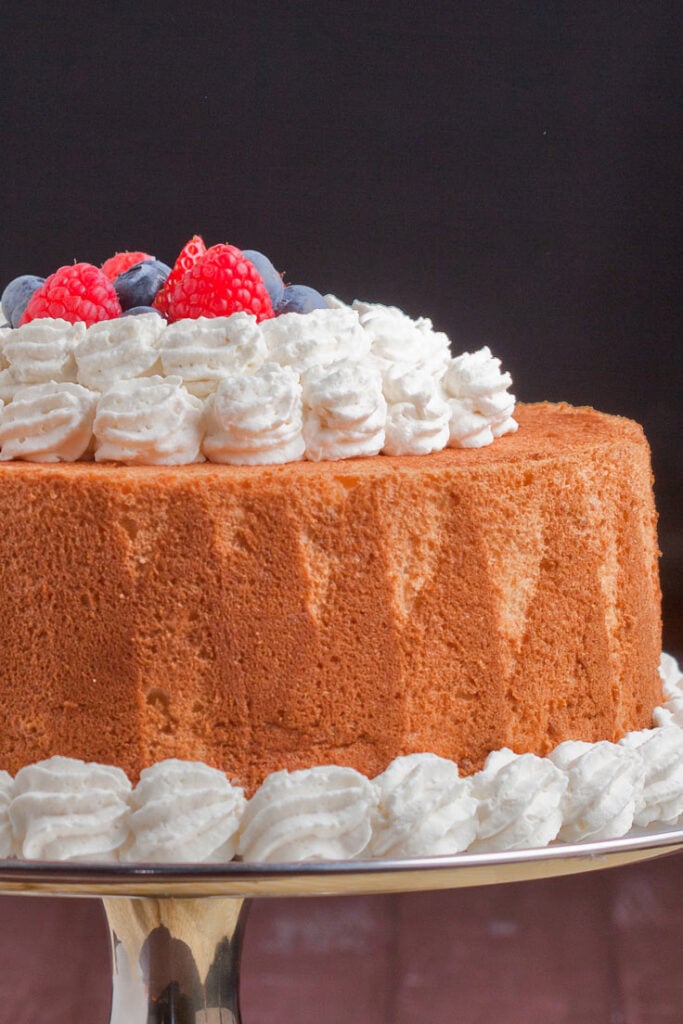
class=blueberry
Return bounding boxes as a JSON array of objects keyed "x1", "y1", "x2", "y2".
[
  {"x1": 1, "y1": 274, "x2": 45, "y2": 327},
  {"x1": 113, "y1": 259, "x2": 171, "y2": 311},
  {"x1": 242, "y1": 249, "x2": 285, "y2": 308},
  {"x1": 276, "y1": 284, "x2": 327, "y2": 315},
  {"x1": 120, "y1": 306, "x2": 165, "y2": 318}
]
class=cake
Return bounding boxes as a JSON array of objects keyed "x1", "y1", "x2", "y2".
[
  {"x1": 0, "y1": 239, "x2": 663, "y2": 819},
  {"x1": 0, "y1": 399, "x2": 661, "y2": 794}
]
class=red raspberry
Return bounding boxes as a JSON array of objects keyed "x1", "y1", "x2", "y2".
[
  {"x1": 154, "y1": 235, "x2": 207, "y2": 315},
  {"x1": 100, "y1": 250, "x2": 154, "y2": 280},
  {"x1": 19, "y1": 263, "x2": 122, "y2": 326},
  {"x1": 167, "y1": 243, "x2": 275, "y2": 323}
]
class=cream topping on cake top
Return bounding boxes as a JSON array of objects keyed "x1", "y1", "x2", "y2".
[
  {"x1": 75, "y1": 312, "x2": 165, "y2": 391},
  {"x1": 0, "y1": 382, "x2": 98, "y2": 463},
  {"x1": 160, "y1": 312, "x2": 267, "y2": 398},
  {"x1": 0, "y1": 301, "x2": 518, "y2": 465},
  {"x1": 203, "y1": 362, "x2": 305, "y2": 465}
]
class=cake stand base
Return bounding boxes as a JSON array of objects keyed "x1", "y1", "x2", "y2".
[
  {"x1": 103, "y1": 896, "x2": 248, "y2": 1024},
  {"x1": 1, "y1": 827, "x2": 682, "y2": 1024}
]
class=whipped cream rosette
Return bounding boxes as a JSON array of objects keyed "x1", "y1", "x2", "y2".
[
  {"x1": 620, "y1": 726, "x2": 683, "y2": 827},
  {"x1": 9, "y1": 756, "x2": 131, "y2": 862},
  {"x1": 238, "y1": 766, "x2": 378, "y2": 862},
  {"x1": 654, "y1": 652, "x2": 683, "y2": 728},
  {"x1": 469, "y1": 748, "x2": 567, "y2": 852},
  {"x1": 0, "y1": 382, "x2": 98, "y2": 462},
  {"x1": 160, "y1": 313, "x2": 267, "y2": 398},
  {"x1": 122, "y1": 759, "x2": 246, "y2": 863},
  {"x1": 0, "y1": 771, "x2": 14, "y2": 859},
  {"x1": 94, "y1": 375, "x2": 204, "y2": 464},
  {"x1": 260, "y1": 306, "x2": 370, "y2": 374},
  {"x1": 443, "y1": 346, "x2": 518, "y2": 448},
  {"x1": 75, "y1": 312, "x2": 165, "y2": 391},
  {"x1": 370, "y1": 753, "x2": 478, "y2": 858},
  {"x1": 203, "y1": 362, "x2": 305, "y2": 464},
  {"x1": 0, "y1": 318, "x2": 85, "y2": 403},
  {"x1": 349, "y1": 299, "x2": 452, "y2": 379},
  {"x1": 302, "y1": 357, "x2": 386, "y2": 460},
  {"x1": 549, "y1": 740, "x2": 642, "y2": 843},
  {"x1": 382, "y1": 365, "x2": 451, "y2": 456}
]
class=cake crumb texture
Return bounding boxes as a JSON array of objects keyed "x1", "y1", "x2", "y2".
[{"x1": 0, "y1": 403, "x2": 662, "y2": 793}]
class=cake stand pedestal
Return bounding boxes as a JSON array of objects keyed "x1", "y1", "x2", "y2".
[{"x1": 1, "y1": 828, "x2": 682, "y2": 1024}]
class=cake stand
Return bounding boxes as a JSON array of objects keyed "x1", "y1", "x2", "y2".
[{"x1": 1, "y1": 828, "x2": 682, "y2": 1023}]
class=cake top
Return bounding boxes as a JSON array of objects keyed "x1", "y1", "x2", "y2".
[{"x1": 0, "y1": 237, "x2": 517, "y2": 466}]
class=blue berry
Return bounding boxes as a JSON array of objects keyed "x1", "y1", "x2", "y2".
[
  {"x1": 276, "y1": 284, "x2": 327, "y2": 315},
  {"x1": 120, "y1": 306, "x2": 165, "y2": 318},
  {"x1": 242, "y1": 249, "x2": 284, "y2": 308},
  {"x1": 1, "y1": 275, "x2": 45, "y2": 327},
  {"x1": 113, "y1": 259, "x2": 171, "y2": 311}
]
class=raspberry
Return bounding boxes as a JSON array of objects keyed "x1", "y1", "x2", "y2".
[
  {"x1": 167, "y1": 243, "x2": 275, "y2": 323},
  {"x1": 153, "y1": 235, "x2": 207, "y2": 315},
  {"x1": 100, "y1": 250, "x2": 153, "y2": 281},
  {"x1": 19, "y1": 263, "x2": 122, "y2": 326}
]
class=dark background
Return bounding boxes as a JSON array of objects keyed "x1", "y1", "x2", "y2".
[{"x1": 1, "y1": 1, "x2": 681, "y2": 639}]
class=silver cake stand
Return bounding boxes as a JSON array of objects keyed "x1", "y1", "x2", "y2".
[{"x1": 1, "y1": 828, "x2": 682, "y2": 1023}]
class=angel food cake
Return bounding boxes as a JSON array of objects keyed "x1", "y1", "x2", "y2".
[{"x1": 0, "y1": 238, "x2": 665, "y2": 860}]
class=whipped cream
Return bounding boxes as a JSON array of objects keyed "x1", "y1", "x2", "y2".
[
  {"x1": 0, "y1": 327, "x2": 10, "y2": 369},
  {"x1": 238, "y1": 766, "x2": 377, "y2": 862},
  {"x1": 469, "y1": 748, "x2": 567, "y2": 852},
  {"x1": 370, "y1": 754, "x2": 478, "y2": 857},
  {"x1": 0, "y1": 318, "x2": 85, "y2": 403},
  {"x1": 549, "y1": 740, "x2": 642, "y2": 843},
  {"x1": 122, "y1": 759, "x2": 246, "y2": 863},
  {"x1": 0, "y1": 771, "x2": 14, "y2": 859},
  {"x1": 0, "y1": 382, "x2": 98, "y2": 462},
  {"x1": 620, "y1": 726, "x2": 683, "y2": 827},
  {"x1": 0, "y1": 301, "x2": 519, "y2": 465},
  {"x1": 75, "y1": 313, "x2": 164, "y2": 391},
  {"x1": 160, "y1": 314, "x2": 267, "y2": 398},
  {"x1": 302, "y1": 358, "x2": 386, "y2": 461},
  {"x1": 382, "y1": 365, "x2": 451, "y2": 456},
  {"x1": 94, "y1": 375, "x2": 204, "y2": 465},
  {"x1": 654, "y1": 652, "x2": 683, "y2": 729},
  {"x1": 443, "y1": 347, "x2": 518, "y2": 448},
  {"x1": 9, "y1": 756, "x2": 131, "y2": 861},
  {"x1": 203, "y1": 363, "x2": 305, "y2": 464},
  {"x1": 346, "y1": 299, "x2": 452, "y2": 379},
  {"x1": 260, "y1": 307, "x2": 370, "y2": 374}
]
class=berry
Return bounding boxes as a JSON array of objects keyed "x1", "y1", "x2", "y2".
[
  {"x1": 154, "y1": 235, "x2": 207, "y2": 315},
  {"x1": 242, "y1": 249, "x2": 284, "y2": 308},
  {"x1": 277, "y1": 284, "x2": 327, "y2": 315},
  {"x1": 167, "y1": 243, "x2": 275, "y2": 323},
  {"x1": 19, "y1": 263, "x2": 122, "y2": 326},
  {"x1": 114, "y1": 259, "x2": 171, "y2": 310},
  {"x1": 100, "y1": 250, "x2": 154, "y2": 280},
  {"x1": 1, "y1": 274, "x2": 46, "y2": 327},
  {"x1": 120, "y1": 305, "x2": 165, "y2": 318}
]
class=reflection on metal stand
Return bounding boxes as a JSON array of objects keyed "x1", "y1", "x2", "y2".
[{"x1": 103, "y1": 896, "x2": 249, "y2": 1024}]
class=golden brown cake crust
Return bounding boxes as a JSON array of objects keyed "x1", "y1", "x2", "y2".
[{"x1": 0, "y1": 402, "x2": 662, "y2": 791}]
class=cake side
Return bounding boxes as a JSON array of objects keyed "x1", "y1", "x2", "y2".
[{"x1": 0, "y1": 402, "x2": 661, "y2": 792}]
